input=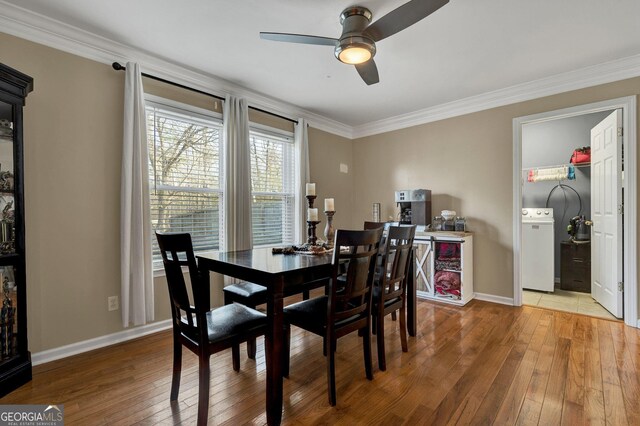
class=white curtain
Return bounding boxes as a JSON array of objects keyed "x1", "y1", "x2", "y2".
[
  {"x1": 223, "y1": 95, "x2": 253, "y2": 251},
  {"x1": 294, "y1": 119, "x2": 310, "y2": 243},
  {"x1": 121, "y1": 62, "x2": 154, "y2": 327}
]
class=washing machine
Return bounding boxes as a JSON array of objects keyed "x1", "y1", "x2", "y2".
[{"x1": 522, "y1": 208, "x2": 554, "y2": 292}]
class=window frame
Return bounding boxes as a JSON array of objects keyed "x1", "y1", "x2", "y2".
[{"x1": 145, "y1": 94, "x2": 224, "y2": 272}]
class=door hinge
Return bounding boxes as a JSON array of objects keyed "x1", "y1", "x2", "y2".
[
  {"x1": 618, "y1": 282, "x2": 624, "y2": 292},
  {"x1": 618, "y1": 127, "x2": 624, "y2": 137},
  {"x1": 618, "y1": 204, "x2": 624, "y2": 215}
]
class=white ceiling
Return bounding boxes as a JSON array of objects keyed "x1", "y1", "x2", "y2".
[{"x1": 4, "y1": 0, "x2": 640, "y2": 128}]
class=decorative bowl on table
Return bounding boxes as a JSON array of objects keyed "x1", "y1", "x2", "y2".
[{"x1": 441, "y1": 210, "x2": 457, "y2": 221}]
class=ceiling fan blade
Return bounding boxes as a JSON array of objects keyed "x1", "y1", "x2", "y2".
[
  {"x1": 260, "y1": 32, "x2": 338, "y2": 46},
  {"x1": 363, "y1": 0, "x2": 449, "y2": 42},
  {"x1": 355, "y1": 60, "x2": 379, "y2": 85}
]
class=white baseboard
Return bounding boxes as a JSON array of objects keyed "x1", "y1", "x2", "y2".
[
  {"x1": 474, "y1": 292, "x2": 515, "y2": 306},
  {"x1": 31, "y1": 319, "x2": 173, "y2": 366}
]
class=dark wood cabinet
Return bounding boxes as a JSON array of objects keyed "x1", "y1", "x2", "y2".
[
  {"x1": 0, "y1": 63, "x2": 33, "y2": 397},
  {"x1": 560, "y1": 241, "x2": 591, "y2": 293}
]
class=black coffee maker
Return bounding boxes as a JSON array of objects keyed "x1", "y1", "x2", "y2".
[{"x1": 395, "y1": 189, "x2": 432, "y2": 226}]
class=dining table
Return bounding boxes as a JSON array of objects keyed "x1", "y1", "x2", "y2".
[{"x1": 196, "y1": 247, "x2": 417, "y2": 425}]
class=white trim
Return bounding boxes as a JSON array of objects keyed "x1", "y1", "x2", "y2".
[
  {"x1": 474, "y1": 293, "x2": 514, "y2": 306},
  {"x1": 0, "y1": 1, "x2": 352, "y2": 139},
  {"x1": 32, "y1": 320, "x2": 172, "y2": 366},
  {"x1": 512, "y1": 96, "x2": 637, "y2": 328},
  {"x1": 3, "y1": 0, "x2": 640, "y2": 140},
  {"x1": 351, "y1": 55, "x2": 640, "y2": 138}
]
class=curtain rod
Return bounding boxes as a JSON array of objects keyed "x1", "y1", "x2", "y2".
[{"x1": 112, "y1": 62, "x2": 298, "y2": 125}]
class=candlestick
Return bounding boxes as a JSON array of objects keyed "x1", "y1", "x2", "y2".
[
  {"x1": 324, "y1": 210, "x2": 335, "y2": 248},
  {"x1": 306, "y1": 194, "x2": 317, "y2": 209},
  {"x1": 324, "y1": 198, "x2": 335, "y2": 212},
  {"x1": 305, "y1": 183, "x2": 316, "y2": 196},
  {"x1": 307, "y1": 220, "x2": 320, "y2": 245},
  {"x1": 307, "y1": 208, "x2": 318, "y2": 222}
]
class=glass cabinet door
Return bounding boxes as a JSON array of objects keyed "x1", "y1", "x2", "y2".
[
  {"x1": 0, "y1": 265, "x2": 18, "y2": 361},
  {"x1": 0, "y1": 101, "x2": 15, "y2": 255},
  {"x1": 0, "y1": 99, "x2": 16, "y2": 363}
]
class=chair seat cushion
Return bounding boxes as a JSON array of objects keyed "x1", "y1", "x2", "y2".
[
  {"x1": 202, "y1": 303, "x2": 266, "y2": 344},
  {"x1": 283, "y1": 295, "x2": 328, "y2": 335},
  {"x1": 223, "y1": 281, "x2": 268, "y2": 299}
]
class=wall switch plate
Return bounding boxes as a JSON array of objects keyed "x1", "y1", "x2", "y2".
[
  {"x1": 340, "y1": 163, "x2": 348, "y2": 173},
  {"x1": 108, "y1": 296, "x2": 119, "y2": 311}
]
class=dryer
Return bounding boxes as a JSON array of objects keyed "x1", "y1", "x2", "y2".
[{"x1": 522, "y1": 208, "x2": 555, "y2": 292}]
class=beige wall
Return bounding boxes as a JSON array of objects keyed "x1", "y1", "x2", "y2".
[
  {"x1": 0, "y1": 32, "x2": 348, "y2": 352},
  {"x1": 308, "y1": 127, "x2": 353, "y2": 232},
  {"x1": 352, "y1": 78, "x2": 640, "y2": 299}
]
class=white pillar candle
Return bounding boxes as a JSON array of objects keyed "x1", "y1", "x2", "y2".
[
  {"x1": 305, "y1": 183, "x2": 316, "y2": 196},
  {"x1": 308, "y1": 208, "x2": 318, "y2": 222},
  {"x1": 324, "y1": 198, "x2": 335, "y2": 211}
]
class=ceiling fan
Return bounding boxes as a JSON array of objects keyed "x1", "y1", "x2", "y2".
[{"x1": 260, "y1": 0, "x2": 449, "y2": 85}]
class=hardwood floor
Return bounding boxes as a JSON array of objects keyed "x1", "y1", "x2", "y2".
[{"x1": 2, "y1": 296, "x2": 638, "y2": 425}]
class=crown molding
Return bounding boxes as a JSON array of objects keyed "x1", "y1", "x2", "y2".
[
  {"x1": 352, "y1": 54, "x2": 640, "y2": 139},
  {"x1": 0, "y1": 0, "x2": 353, "y2": 139}
]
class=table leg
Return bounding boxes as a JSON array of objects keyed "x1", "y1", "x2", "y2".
[
  {"x1": 266, "y1": 276, "x2": 285, "y2": 425},
  {"x1": 407, "y1": 247, "x2": 417, "y2": 337}
]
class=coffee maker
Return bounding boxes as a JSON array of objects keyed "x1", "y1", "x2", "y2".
[{"x1": 395, "y1": 189, "x2": 432, "y2": 226}]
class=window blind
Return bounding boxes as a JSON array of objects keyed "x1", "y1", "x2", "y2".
[
  {"x1": 249, "y1": 128, "x2": 295, "y2": 247},
  {"x1": 146, "y1": 102, "x2": 223, "y2": 267}
]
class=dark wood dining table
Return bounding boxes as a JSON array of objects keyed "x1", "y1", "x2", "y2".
[{"x1": 196, "y1": 247, "x2": 417, "y2": 425}]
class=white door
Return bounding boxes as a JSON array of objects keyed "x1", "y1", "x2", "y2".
[{"x1": 591, "y1": 109, "x2": 623, "y2": 318}]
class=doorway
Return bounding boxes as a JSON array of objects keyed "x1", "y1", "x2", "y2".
[{"x1": 512, "y1": 97, "x2": 637, "y2": 327}]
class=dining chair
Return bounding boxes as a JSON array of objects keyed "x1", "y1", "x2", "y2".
[
  {"x1": 156, "y1": 232, "x2": 267, "y2": 426},
  {"x1": 282, "y1": 227, "x2": 383, "y2": 406},
  {"x1": 363, "y1": 221, "x2": 394, "y2": 319},
  {"x1": 371, "y1": 225, "x2": 416, "y2": 371},
  {"x1": 363, "y1": 221, "x2": 390, "y2": 275}
]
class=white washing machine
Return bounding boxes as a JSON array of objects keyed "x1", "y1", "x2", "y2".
[{"x1": 522, "y1": 208, "x2": 555, "y2": 292}]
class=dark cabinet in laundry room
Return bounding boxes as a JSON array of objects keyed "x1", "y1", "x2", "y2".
[{"x1": 560, "y1": 241, "x2": 591, "y2": 293}]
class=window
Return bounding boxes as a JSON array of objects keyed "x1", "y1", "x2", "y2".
[
  {"x1": 249, "y1": 127, "x2": 296, "y2": 247},
  {"x1": 146, "y1": 98, "x2": 223, "y2": 268}
]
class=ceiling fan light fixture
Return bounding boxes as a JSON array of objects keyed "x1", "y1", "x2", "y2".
[{"x1": 335, "y1": 37, "x2": 376, "y2": 65}]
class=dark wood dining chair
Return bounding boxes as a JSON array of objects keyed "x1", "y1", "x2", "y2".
[
  {"x1": 156, "y1": 232, "x2": 267, "y2": 426},
  {"x1": 372, "y1": 225, "x2": 416, "y2": 371},
  {"x1": 282, "y1": 228, "x2": 383, "y2": 406}
]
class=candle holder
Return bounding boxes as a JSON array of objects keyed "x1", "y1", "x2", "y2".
[
  {"x1": 306, "y1": 195, "x2": 317, "y2": 209},
  {"x1": 324, "y1": 211, "x2": 335, "y2": 248},
  {"x1": 307, "y1": 220, "x2": 320, "y2": 245}
]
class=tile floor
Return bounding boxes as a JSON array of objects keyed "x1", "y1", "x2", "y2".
[{"x1": 523, "y1": 288, "x2": 619, "y2": 320}]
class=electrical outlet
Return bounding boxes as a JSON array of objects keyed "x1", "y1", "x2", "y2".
[
  {"x1": 108, "y1": 296, "x2": 119, "y2": 311},
  {"x1": 340, "y1": 163, "x2": 348, "y2": 173}
]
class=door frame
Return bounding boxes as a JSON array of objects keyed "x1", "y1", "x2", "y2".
[{"x1": 512, "y1": 96, "x2": 637, "y2": 327}]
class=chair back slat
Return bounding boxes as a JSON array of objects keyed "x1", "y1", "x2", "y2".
[
  {"x1": 364, "y1": 221, "x2": 390, "y2": 275},
  {"x1": 379, "y1": 226, "x2": 416, "y2": 302},
  {"x1": 155, "y1": 232, "x2": 206, "y2": 340},
  {"x1": 328, "y1": 228, "x2": 382, "y2": 328}
]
